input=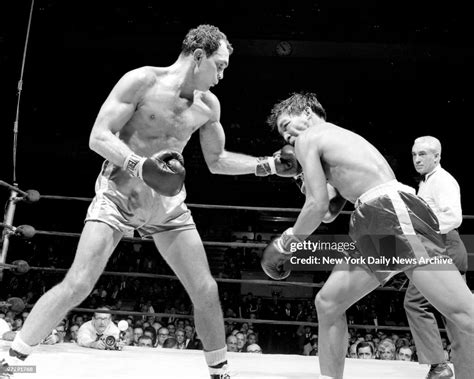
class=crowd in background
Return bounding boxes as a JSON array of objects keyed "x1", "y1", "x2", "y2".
[{"x1": 0, "y1": 233, "x2": 454, "y2": 362}]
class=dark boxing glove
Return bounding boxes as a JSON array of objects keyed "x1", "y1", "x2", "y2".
[
  {"x1": 123, "y1": 150, "x2": 185, "y2": 196},
  {"x1": 261, "y1": 228, "x2": 301, "y2": 280},
  {"x1": 255, "y1": 145, "x2": 301, "y2": 177}
]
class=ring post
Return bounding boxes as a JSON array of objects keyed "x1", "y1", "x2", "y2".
[{"x1": 1, "y1": 189, "x2": 19, "y2": 281}]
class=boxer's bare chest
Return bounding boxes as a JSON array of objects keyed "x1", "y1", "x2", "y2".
[{"x1": 120, "y1": 88, "x2": 212, "y2": 156}]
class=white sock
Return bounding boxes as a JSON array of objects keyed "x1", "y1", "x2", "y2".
[
  {"x1": 319, "y1": 376, "x2": 336, "y2": 379},
  {"x1": 204, "y1": 346, "x2": 227, "y2": 367},
  {"x1": 11, "y1": 333, "x2": 34, "y2": 356}
]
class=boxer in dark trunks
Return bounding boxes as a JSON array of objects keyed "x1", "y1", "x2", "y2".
[{"x1": 261, "y1": 92, "x2": 474, "y2": 379}]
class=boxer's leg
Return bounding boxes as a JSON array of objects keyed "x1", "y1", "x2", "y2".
[
  {"x1": 315, "y1": 262, "x2": 380, "y2": 379},
  {"x1": 406, "y1": 263, "x2": 474, "y2": 379},
  {"x1": 12, "y1": 221, "x2": 122, "y2": 354},
  {"x1": 153, "y1": 228, "x2": 227, "y2": 371}
]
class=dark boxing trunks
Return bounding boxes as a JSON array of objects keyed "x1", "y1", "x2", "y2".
[{"x1": 349, "y1": 180, "x2": 447, "y2": 284}]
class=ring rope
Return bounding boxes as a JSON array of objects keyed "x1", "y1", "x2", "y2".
[
  {"x1": 24, "y1": 194, "x2": 474, "y2": 218},
  {"x1": 0, "y1": 262, "x2": 407, "y2": 292},
  {"x1": 39, "y1": 195, "x2": 307, "y2": 213},
  {"x1": 0, "y1": 180, "x2": 28, "y2": 197},
  {"x1": 33, "y1": 230, "x2": 266, "y2": 248},
  {"x1": 29, "y1": 229, "x2": 474, "y2": 258},
  {"x1": 44, "y1": 306, "x2": 444, "y2": 332}
]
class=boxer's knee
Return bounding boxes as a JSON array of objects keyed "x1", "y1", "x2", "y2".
[
  {"x1": 61, "y1": 271, "x2": 97, "y2": 303},
  {"x1": 315, "y1": 291, "x2": 345, "y2": 321},
  {"x1": 190, "y1": 277, "x2": 219, "y2": 310},
  {"x1": 447, "y1": 303, "x2": 474, "y2": 334}
]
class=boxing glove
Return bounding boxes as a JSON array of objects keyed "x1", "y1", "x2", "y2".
[
  {"x1": 256, "y1": 145, "x2": 302, "y2": 177},
  {"x1": 123, "y1": 150, "x2": 185, "y2": 196},
  {"x1": 261, "y1": 228, "x2": 300, "y2": 280}
]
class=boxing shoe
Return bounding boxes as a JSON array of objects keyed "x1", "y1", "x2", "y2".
[
  {"x1": 209, "y1": 363, "x2": 232, "y2": 379},
  {"x1": 425, "y1": 362, "x2": 453, "y2": 379}
]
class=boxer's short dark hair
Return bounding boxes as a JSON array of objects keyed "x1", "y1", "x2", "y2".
[
  {"x1": 182, "y1": 24, "x2": 233, "y2": 57},
  {"x1": 267, "y1": 92, "x2": 327, "y2": 130}
]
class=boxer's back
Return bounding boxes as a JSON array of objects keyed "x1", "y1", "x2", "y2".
[{"x1": 308, "y1": 123, "x2": 396, "y2": 203}]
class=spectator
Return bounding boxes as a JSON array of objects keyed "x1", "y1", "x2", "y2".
[
  {"x1": 395, "y1": 337, "x2": 410, "y2": 350},
  {"x1": 121, "y1": 327, "x2": 134, "y2": 347},
  {"x1": 12, "y1": 318, "x2": 23, "y2": 332},
  {"x1": 77, "y1": 308, "x2": 120, "y2": 350},
  {"x1": 303, "y1": 335, "x2": 318, "y2": 356},
  {"x1": 246, "y1": 333, "x2": 257, "y2": 346},
  {"x1": 151, "y1": 322, "x2": 162, "y2": 334},
  {"x1": 281, "y1": 303, "x2": 294, "y2": 320},
  {"x1": 347, "y1": 343, "x2": 358, "y2": 359},
  {"x1": 137, "y1": 335, "x2": 153, "y2": 347},
  {"x1": 40, "y1": 322, "x2": 66, "y2": 345},
  {"x1": 155, "y1": 327, "x2": 169, "y2": 348},
  {"x1": 184, "y1": 325, "x2": 197, "y2": 348},
  {"x1": 64, "y1": 324, "x2": 80, "y2": 343},
  {"x1": 163, "y1": 337, "x2": 178, "y2": 349},
  {"x1": 143, "y1": 326, "x2": 157, "y2": 346},
  {"x1": 246, "y1": 344, "x2": 262, "y2": 353},
  {"x1": 74, "y1": 315, "x2": 85, "y2": 327},
  {"x1": 356, "y1": 342, "x2": 374, "y2": 359},
  {"x1": 175, "y1": 329, "x2": 187, "y2": 350},
  {"x1": 235, "y1": 332, "x2": 247, "y2": 352},
  {"x1": 0, "y1": 318, "x2": 12, "y2": 340},
  {"x1": 226, "y1": 335, "x2": 238, "y2": 352},
  {"x1": 377, "y1": 339, "x2": 396, "y2": 360},
  {"x1": 133, "y1": 327, "x2": 144, "y2": 346},
  {"x1": 397, "y1": 346, "x2": 414, "y2": 362},
  {"x1": 296, "y1": 325, "x2": 312, "y2": 351},
  {"x1": 167, "y1": 323, "x2": 176, "y2": 337}
]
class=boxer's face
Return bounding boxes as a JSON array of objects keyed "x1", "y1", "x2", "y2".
[
  {"x1": 194, "y1": 40, "x2": 229, "y2": 90},
  {"x1": 412, "y1": 142, "x2": 439, "y2": 175},
  {"x1": 276, "y1": 111, "x2": 311, "y2": 145}
]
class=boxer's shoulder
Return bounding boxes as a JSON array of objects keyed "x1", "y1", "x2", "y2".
[
  {"x1": 123, "y1": 66, "x2": 170, "y2": 90},
  {"x1": 193, "y1": 90, "x2": 220, "y2": 122}
]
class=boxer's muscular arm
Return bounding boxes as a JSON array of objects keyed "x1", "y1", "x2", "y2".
[
  {"x1": 199, "y1": 93, "x2": 259, "y2": 175},
  {"x1": 89, "y1": 69, "x2": 150, "y2": 166},
  {"x1": 292, "y1": 129, "x2": 329, "y2": 236}
]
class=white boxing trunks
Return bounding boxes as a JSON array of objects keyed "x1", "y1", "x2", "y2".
[{"x1": 85, "y1": 161, "x2": 195, "y2": 237}]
